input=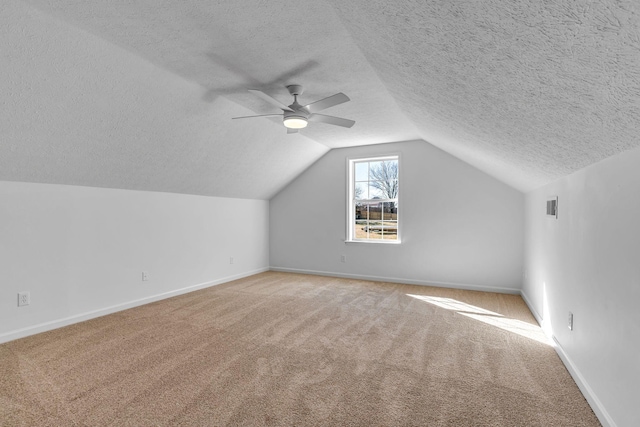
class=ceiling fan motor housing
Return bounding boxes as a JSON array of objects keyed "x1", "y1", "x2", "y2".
[{"x1": 283, "y1": 109, "x2": 309, "y2": 120}]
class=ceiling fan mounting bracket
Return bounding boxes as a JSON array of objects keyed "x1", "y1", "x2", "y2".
[{"x1": 286, "y1": 84, "x2": 304, "y2": 97}]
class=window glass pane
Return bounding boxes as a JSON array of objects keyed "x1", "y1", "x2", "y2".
[
  {"x1": 382, "y1": 223, "x2": 398, "y2": 240},
  {"x1": 383, "y1": 202, "x2": 397, "y2": 220},
  {"x1": 368, "y1": 203, "x2": 382, "y2": 221},
  {"x1": 370, "y1": 180, "x2": 397, "y2": 200},
  {"x1": 368, "y1": 161, "x2": 383, "y2": 179},
  {"x1": 390, "y1": 180, "x2": 398, "y2": 199},
  {"x1": 371, "y1": 160, "x2": 398, "y2": 180},
  {"x1": 355, "y1": 203, "x2": 368, "y2": 220},
  {"x1": 368, "y1": 184, "x2": 384, "y2": 199},
  {"x1": 366, "y1": 221, "x2": 383, "y2": 239},
  {"x1": 355, "y1": 162, "x2": 368, "y2": 181},
  {"x1": 355, "y1": 220, "x2": 368, "y2": 239},
  {"x1": 355, "y1": 182, "x2": 368, "y2": 200}
]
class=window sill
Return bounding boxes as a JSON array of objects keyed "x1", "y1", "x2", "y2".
[{"x1": 344, "y1": 239, "x2": 401, "y2": 245}]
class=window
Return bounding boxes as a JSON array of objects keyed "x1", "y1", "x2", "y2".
[{"x1": 347, "y1": 155, "x2": 399, "y2": 242}]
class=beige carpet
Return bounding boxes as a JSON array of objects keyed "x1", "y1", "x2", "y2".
[{"x1": 1, "y1": 272, "x2": 600, "y2": 426}]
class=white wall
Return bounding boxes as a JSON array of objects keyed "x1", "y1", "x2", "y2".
[
  {"x1": 270, "y1": 140, "x2": 524, "y2": 292},
  {"x1": 523, "y1": 146, "x2": 640, "y2": 427},
  {"x1": 0, "y1": 181, "x2": 269, "y2": 343}
]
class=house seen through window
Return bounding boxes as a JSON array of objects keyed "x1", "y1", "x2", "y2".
[{"x1": 348, "y1": 155, "x2": 399, "y2": 242}]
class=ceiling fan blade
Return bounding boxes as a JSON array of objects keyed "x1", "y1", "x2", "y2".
[
  {"x1": 304, "y1": 93, "x2": 350, "y2": 113},
  {"x1": 232, "y1": 113, "x2": 282, "y2": 120},
  {"x1": 287, "y1": 128, "x2": 299, "y2": 134},
  {"x1": 248, "y1": 89, "x2": 294, "y2": 112},
  {"x1": 308, "y1": 113, "x2": 355, "y2": 128}
]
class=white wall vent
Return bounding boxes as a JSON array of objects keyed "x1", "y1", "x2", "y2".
[{"x1": 546, "y1": 196, "x2": 558, "y2": 218}]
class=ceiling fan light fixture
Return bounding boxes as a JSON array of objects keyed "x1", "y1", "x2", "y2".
[{"x1": 283, "y1": 116, "x2": 308, "y2": 129}]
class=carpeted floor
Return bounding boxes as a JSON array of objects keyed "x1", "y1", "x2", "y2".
[{"x1": 0, "y1": 272, "x2": 600, "y2": 426}]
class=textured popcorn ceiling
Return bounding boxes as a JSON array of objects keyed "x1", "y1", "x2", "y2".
[{"x1": 2, "y1": 0, "x2": 639, "y2": 197}]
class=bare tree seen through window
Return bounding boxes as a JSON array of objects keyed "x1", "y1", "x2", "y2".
[{"x1": 369, "y1": 160, "x2": 398, "y2": 199}]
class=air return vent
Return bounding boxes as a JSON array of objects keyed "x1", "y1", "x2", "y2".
[{"x1": 546, "y1": 197, "x2": 558, "y2": 218}]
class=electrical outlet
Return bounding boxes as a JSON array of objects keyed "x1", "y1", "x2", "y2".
[
  {"x1": 568, "y1": 312, "x2": 573, "y2": 331},
  {"x1": 142, "y1": 271, "x2": 149, "y2": 281},
  {"x1": 340, "y1": 255, "x2": 346, "y2": 263},
  {"x1": 18, "y1": 292, "x2": 30, "y2": 307},
  {"x1": 230, "y1": 257, "x2": 234, "y2": 265}
]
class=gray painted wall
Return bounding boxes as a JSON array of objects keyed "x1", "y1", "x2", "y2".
[
  {"x1": 0, "y1": 181, "x2": 269, "y2": 342},
  {"x1": 523, "y1": 144, "x2": 640, "y2": 427},
  {"x1": 270, "y1": 140, "x2": 524, "y2": 292}
]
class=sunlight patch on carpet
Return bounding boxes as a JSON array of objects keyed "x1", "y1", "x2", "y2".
[{"x1": 406, "y1": 295, "x2": 552, "y2": 345}]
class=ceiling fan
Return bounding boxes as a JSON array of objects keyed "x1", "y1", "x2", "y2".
[{"x1": 233, "y1": 85, "x2": 355, "y2": 133}]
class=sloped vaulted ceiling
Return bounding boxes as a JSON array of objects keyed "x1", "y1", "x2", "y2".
[{"x1": 2, "y1": 0, "x2": 639, "y2": 198}]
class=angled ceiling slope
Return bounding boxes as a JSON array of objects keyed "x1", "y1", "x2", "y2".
[
  {"x1": 2, "y1": 0, "x2": 639, "y2": 198},
  {"x1": 329, "y1": 0, "x2": 640, "y2": 191}
]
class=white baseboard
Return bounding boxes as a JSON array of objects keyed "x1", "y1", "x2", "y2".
[
  {"x1": 519, "y1": 290, "x2": 543, "y2": 325},
  {"x1": 552, "y1": 337, "x2": 616, "y2": 427},
  {"x1": 269, "y1": 266, "x2": 521, "y2": 295},
  {"x1": 0, "y1": 267, "x2": 269, "y2": 345},
  {"x1": 520, "y1": 290, "x2": 616, "y2": 427}
]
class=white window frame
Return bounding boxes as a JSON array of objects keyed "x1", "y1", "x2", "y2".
[{"x1": 346, "y1": 154, "x2": 401, "y2": 244}]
